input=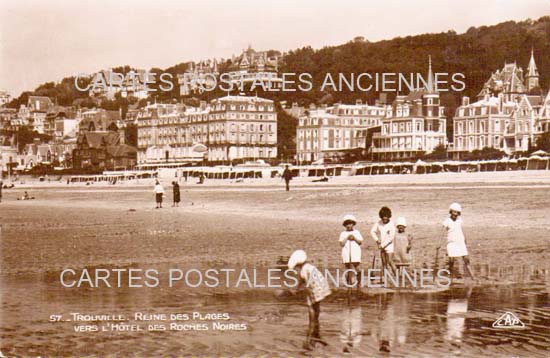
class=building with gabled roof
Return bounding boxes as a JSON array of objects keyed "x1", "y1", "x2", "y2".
[
  {"x1": 78, "y1": 108, "x2": 121, "y2": 132},
  {"x1": 0, "y1": 90, "x2": 11, "y2": 107},
  {"x1": 452, "y1": 49, "x2": 546, "y2": 158},
  {"x1": 72, "y1": 130, "x2": 137, "y2": 170},
  {"x1": 371, "y1": 57, "x2": 447, "y2": 161}
]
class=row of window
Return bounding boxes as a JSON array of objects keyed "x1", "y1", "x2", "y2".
[
  {"x1": 455, "y1": 136, "x2": 503, "y2": 150},
  {"x1": 211, "y1": 104, "x2": 274, "y2": 112},
  {"x1": 299, "y1": 118, "x2": 380, "y2": 127},
  {"x1": 382, "y1": 121, "x2": 444, "y2": 134},
  {"x1": 455, "y1": 119, "x2": 531, "y2": 135},
  {"x1": 329, "y1": 109, "x2": 386, "y2": 116}
]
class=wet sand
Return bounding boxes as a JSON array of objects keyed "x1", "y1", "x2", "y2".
[{"x1": 1, "y1": 180, "x2": 549, "y2": 357}]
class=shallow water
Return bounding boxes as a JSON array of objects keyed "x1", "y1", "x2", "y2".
[
  {"x1": 1, "y1": 186, "x2": 549, "y2": 357},
  {"x1": 1, "y1": 268, "x2": 549, "y2": 358}
]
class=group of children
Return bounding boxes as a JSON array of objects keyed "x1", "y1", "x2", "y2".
[{"x1": 287, "y1": 202, "x2": 475, "y2": 350}]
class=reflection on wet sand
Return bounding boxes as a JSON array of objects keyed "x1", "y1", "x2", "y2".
[
  {"x1": 340, "y1": 305, "x2": 362, "y2": 352},
  {"x1": 1, "y1": 268, "x2": 549, "y2": 357},
  {"x1": 445, "y1": 287, "x2": 472, "y2": 345},
  {"x1": 370, "y1": 293, "x2": 411, "y2": 353}
]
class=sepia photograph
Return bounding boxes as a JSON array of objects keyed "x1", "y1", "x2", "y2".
[{"x1": 0, "y1": 0, "x2": 549, "y2": 357}]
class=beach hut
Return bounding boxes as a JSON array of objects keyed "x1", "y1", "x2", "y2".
[
  {"x1": 443, "y1": 161, "x2": 460, "y2": 173},
  {"x1": 430, "y1": 162, "x2": 443, "y2": 173},
  {"x1": 413, "y1": 160, "x2": 426, "y2": 174},
  {"x1": 517, "y1": 157, "x2": 528, "y2": 170},
  {"x1": 527, "y1": 155, "x2": 548, "y2": 170}
]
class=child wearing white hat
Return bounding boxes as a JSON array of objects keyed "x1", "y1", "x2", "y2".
[
  {"x1": 393, "y1": 217, "x2": 413, "y2": 265},
  {"x1": 339, "y1": 214, "x2": 364, "y2": 287},
  {"x1": 288, "y1": 250, "x2": 331, "y2": 349},
  {"x1": 439, "y1": 203, "x2": 475, "y2": 280}
]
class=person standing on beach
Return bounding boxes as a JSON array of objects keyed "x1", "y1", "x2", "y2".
[
  {"x1": 393, "y1": 217, "x2": 413, "y2": 267},
  {"x1": 0, "y1": 179, "x2": 3, "y2": 203},
  {"x1": 153, "y1": 180, "x2": 165, "y2": 209},
  {"x1": 371, "y1": 207, "x2": 397, "y2": 275},
  {"x1": 282, "y1": 165, "x2": 293, "y2": 191},
  {"x1": 339, "y1": 214, "x2": 363, "y2": 288},
  {"x1": 439, "y1": 203, "x2": 475, "y2": 281},
  {"x1": 172, "y1": 181, "x2": 181, "y2": 207}
]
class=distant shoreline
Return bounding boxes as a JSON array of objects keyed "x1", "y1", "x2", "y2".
[{"x1": 4, "y1": 170, "x2": 550, "y2": 190}]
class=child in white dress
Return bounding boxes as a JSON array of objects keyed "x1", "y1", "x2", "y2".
[
  {"x1": 440, "y1": 203, "x2": 475, "y2": 280},
  {"x1": 339, "y1": 214, "x2": 364, "y2": 287}
]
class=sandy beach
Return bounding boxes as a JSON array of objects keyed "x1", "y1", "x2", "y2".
[{"x1": 1, "y1": 171, "x2": 549, "y2": 357}]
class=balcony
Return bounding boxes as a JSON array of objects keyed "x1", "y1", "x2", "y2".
[{"x1": 371, "y1": 147, "x2": 421, "y2": 153}]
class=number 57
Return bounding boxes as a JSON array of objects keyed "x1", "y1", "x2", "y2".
[{"x1": 49, "y1": 315, "x2": 62, "y2": 322}]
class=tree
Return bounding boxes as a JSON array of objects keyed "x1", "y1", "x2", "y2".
[
  {"x1": 463, "y1": 147, "x2": 506, "y2": 160},
  {"x1": 535, "y1": 132, "x2": 550, "y2": 152},
  {"x1": 422, "y1": 144, "x2": 447, "y2": 161},
  {"x1": 276, "y1": 104, "x2": 298, "y2": 160}
]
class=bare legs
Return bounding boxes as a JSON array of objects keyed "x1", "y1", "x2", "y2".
[
  {"x1": 448, "y1": 256, "x2": 475, "y2": 280},
  {"x1": 304, "y1": 302, "x2": 327, "y2": 350},
  {"x1": 344, "y1": 262, "x2": 361, "y2": 287},
  {"x1": 380, "y1": 251, "x2": 397, "y2": 275}
]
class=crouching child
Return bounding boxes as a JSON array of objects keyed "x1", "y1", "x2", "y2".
[{"x1": 288, "y1": 250, "x2": 331, "y2": 350}]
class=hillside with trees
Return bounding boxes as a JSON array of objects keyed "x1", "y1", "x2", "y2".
[{"x1": 5, "y1": 16, "x2": 550, "y2": 152}]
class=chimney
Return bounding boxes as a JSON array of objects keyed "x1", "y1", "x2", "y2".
[
  {"x1": 200, "y1": 101, "x2": 207, "y2": 110},
  {"x1": 462, "y1": 96, "x2": 470, "y2": 106},
  {"x1": 379, "y1": 93, "x2": 387, "y2": 105},
  {"x1": 356, "y1": 99, "x2": 363, "y2": 105}
]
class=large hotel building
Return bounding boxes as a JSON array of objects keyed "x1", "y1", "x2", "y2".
[
  {"x1": 133, "y1": 95, "x2": 277, "y2": 164},
  {"x1": 296, "y1": 101, "x2": 388, "y2": 162},
  {"x1": 296, "y1": 61, "x2": 448, "y2": 162}
]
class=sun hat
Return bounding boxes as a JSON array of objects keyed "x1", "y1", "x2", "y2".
[
  {"x1": 342, "y1": 214, "x2": 357, "y2": 226},
  {"x1": 449, "y1": 202, "x2": 462, "y2": 212},
  {"x1": 288, "y1": 250, "x2": 307, "y2": 270},
  {"x1": 396, "y1": 217, "x2": 407, "y2": 227}
]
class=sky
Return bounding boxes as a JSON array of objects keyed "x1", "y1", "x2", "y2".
[{"x1": 1, "y1": 0, "x2": 549, "y2": 97}]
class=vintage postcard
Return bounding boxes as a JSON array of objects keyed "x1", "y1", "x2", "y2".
[{"x1": 0, "y1": 1, "x2": 549, "y2": 357}]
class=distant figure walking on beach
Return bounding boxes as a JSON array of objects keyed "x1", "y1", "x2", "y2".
[
  {"x1": 0, "y1": 179, "x2": 3, "y2": 203},
  {"x1": 282, "y1": 165, "x2": 293, "y2": 191},
  {"x1": 172, "y1": 181, "x2": 181, "y2": 207},
  {"x1": 153, "y1": 180, "x2": 165, "y2": 209}
]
